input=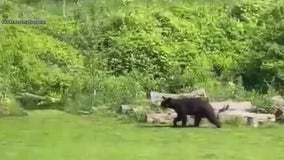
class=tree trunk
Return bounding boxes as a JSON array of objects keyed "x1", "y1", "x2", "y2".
[{"x1": 63, "y1": 0, "x2": 66, "y2": 18}]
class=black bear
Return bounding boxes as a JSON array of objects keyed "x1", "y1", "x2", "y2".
[{"x1": 160, "y1": 96, "x2": 227, "y2": 128}]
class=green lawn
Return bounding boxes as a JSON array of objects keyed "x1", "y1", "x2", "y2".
[{"x1": 1, "y1": 110, "x2": 284, "y2": 160}]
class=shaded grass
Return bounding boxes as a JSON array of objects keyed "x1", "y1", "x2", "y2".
[{"x1": 1, "y1": 110, "x2": 284, "y2": 160}]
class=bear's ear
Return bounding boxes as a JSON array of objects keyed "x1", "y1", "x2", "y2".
[{"x1": 162, "y1": 96, "x2": 166, "y2": 100}]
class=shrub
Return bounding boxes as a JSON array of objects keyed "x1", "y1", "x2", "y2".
[
  {"x1": 2, "y1": 0, "x2": 284, "y2": 115},
  {"x1": 92, "y1": 75, "x2": 146, "y2": 110},
  {"x1": 0, "y1": 95, "x2": 27, "y2": 117},
  {"x1": 0, "y1": 24, "x2": 86, "y2": 109},
  {"x1": 73, "y1": 0, "x2": 284, "y2": 95}
]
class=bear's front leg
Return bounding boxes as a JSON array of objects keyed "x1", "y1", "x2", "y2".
[
  {"x1": 173, "y1": 115, "x2": 182, "y2": 127},
  {"x1": 181, "y1": 115, "x2": 187, "y2": 127}
]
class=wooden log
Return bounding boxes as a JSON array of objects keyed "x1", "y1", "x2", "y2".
[
  {"x1": 210, "y1": 101, "x2": 255, "y2": 112},
  {"x1": 15, "y1": 92, "x2": 60, "y2": 102},
  {"x1": 149, "y1": 89, "x2": 255, "y2": 112},
  {"x1": 15, "y1": 93, "x2": 46, "y2": 101},
  {"x1": 14, "y1": 92, "x2": 61, "y2": 109},
  {"x1": 149, "y1": 88, "x2": 207, "y2": 106},
  {"x1": 146, "y1": 108, "x2": 275, "y2": 127}
]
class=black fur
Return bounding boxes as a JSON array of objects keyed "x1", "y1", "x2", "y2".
[{"x1": 160, "y1": 96, "x2": 223, "y2": 128}]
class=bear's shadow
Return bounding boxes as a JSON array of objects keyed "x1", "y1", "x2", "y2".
[{"x1": 137, "y1": 124, "x2": 212, "y2": 129}]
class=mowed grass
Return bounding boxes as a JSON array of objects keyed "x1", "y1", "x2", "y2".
[{"x1": 1, "y1": 110, "x2": 284, "y2": 160}]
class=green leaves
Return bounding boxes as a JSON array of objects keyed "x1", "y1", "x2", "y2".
[
  {"x1": 0, "y1": 24, "x2": 85, "y2": 96},
  {"x1": 1, "y1": 0, "x2": 284, "y2": 113},
  {"x1": 68, "y1": 0, "x2": 284, "y2": 94}
]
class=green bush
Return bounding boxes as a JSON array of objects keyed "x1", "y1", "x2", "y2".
[
  {"x1": 1, "y1": 0, "x2": 284, "y2": 115},
  {"x1": 0, "y1": 95, "x2": 28, "y2": 117},
  {"x1": 0, "y1": 24, "x2": 85, "y2": 102},
  {"x1": 92, "y1": 75, "x2": 146, "y2": 110},
  {"x1": 71, "y1": 0, "x2": 283, "y2": 95}
]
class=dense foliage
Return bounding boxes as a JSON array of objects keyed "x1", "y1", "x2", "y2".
[{"x1": 0, "y1": 0, "x2": 283, "y2": 115}]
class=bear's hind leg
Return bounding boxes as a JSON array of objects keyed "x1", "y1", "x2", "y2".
[{"x1": 194, "y1": 116, "x2": 202, "y2": 127}]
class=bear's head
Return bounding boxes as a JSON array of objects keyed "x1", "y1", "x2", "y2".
[{"x1": 160, "y1": 96, "x2": 172, "y2": 109}]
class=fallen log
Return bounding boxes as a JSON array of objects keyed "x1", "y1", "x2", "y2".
[
  {"x1": 15, "y1": 92, "x2": 60, "y2": 102},
  {"x1": 15, "y1": 92, "x2": 61, "y2": 108},
  {"x1": 211, "y1": 101, "x2": 255, "y2": 112},
  {"x1": 149, "y1": 89, "x2": 256, "y2": 112},
  {"x1": 149, "y1": 89, "x2": 207, "y2": 106},
  {"x1": 146, "y1": 106, "x2": 275, "y2": 127},
  {"x1": 150, "y1": 98, "x2": 256, "y2": 116}
]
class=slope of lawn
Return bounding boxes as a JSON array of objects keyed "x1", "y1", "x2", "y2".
[{"x1": 1, "y1": 111, "x2": 284, "y2": 160}]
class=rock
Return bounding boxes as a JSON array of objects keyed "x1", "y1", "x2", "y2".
[
  {"x1": 246, "y1": 117, "x2": 258, "y2": 127},
  {"x1": 218, "y1": 111, "x2": 275, "y2": 127},
  {"x1": 271, "y1": 95, "x2": 284, "y2": 108},
  {"x1": 149, "y1": 99, "x2": 256, "y2": 120},
  {"x1": 254, "y1": 113, "x2": 276, "y2": 127},
  {"x1": 91, "y1": 107, "x2": 98, "y2": 112},
  {"x1": 147, "y1": 97, "x2": 258, "y2": 126},
  {"x1": 129, "y1": 90, "x2": 278, "y2": 127},
  {"x1": 149, "y1": 89, "x2": 207, "y2": 106},
  {"x1": 146, "y1": 108, "x2": 275, "y2": 127},
  {"x1": 0, "y1": 105, "x2": 10, "y2": 116},
  {"x1": 119, "y1": 104, "x2": 148, "y2": 122},
  {"x1": 146, "y1": 113, "x2": 174, "y2": 124},
  {"x1": 146, "y1": 112, "x2": 195, "y2": 125},
  {"x1": 271, "y1": 96, "x2": 284, "y2": 122},
  {"x1": 78, "y1": 110, "x2": 91, "y2": 115},
  {"x1": 119, "y1": 105, "x2": 147, "y2": 115},
  {"x1": 119, "y1": 105, "x2": 132, "y2": 114},
  {"x1": 0, "y1": 98, "x2": 29, "y2": 117},
  {"x1": 275, "y1": 108, "x2": 284, "y2": 123}
]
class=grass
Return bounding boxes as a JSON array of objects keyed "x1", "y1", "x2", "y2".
[{"x1": 1, "y1": 110, "x2": 284, "y2": 160}]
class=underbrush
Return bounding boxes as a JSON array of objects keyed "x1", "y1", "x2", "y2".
[{"x1": 0, "y1": 0, "x2": 283, "y2": 117}]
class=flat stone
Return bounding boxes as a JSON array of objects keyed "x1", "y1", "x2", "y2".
[
  {"x1": 146, "y1": 109, "x2": 275, "y2": 127},
  {"x1": 218, "y1": 111, "x2": 275, "y2": 127}
]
